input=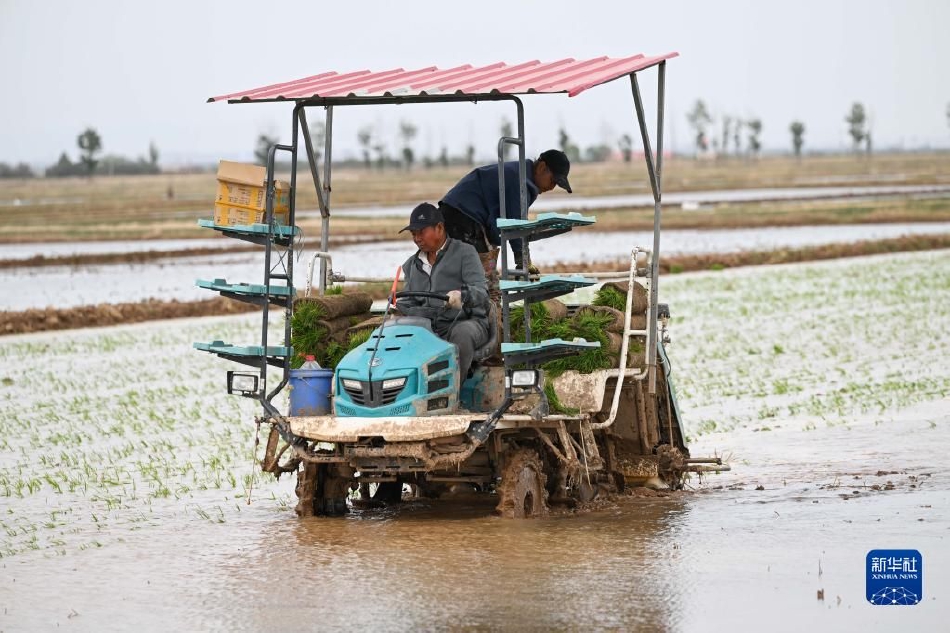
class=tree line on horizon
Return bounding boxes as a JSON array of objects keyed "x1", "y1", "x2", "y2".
[
  {"x1": 686, "y1": 99, "x2": 895, "y2": 159},
  {"x1": 4, "y1": 101, "x2": 949, "y2": 179},
  {"x1": 0, "y1": 128, "x2": 161, "y2": 179},
  {"x1": 252, "y1": 118, "x2": 660, "y2": 172}
]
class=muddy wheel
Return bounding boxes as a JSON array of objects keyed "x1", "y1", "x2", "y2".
[
  {"x1": 496, "y1": 448, "x2": 548, "y2": 518},
  {"x1": 294, "y1": 462, "x2": 319, "y2": 518},
  {"x1": 318, "y1": 465, "x2": 351, "y2": 516},
  {"x1": 297, "y1": 464, "x2": 350, "y2": 517}
]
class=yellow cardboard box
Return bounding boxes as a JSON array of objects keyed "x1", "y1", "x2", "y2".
[
  {"x1": 214, "y1": 202, "x2": 289, "y2": 227},
  {"x1": 215, "y1": 160, "x2": 289, "y2": 212}
]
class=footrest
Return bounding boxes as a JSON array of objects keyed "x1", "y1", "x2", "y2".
[
  {"x1": 501, "y1": 338, "x2": 601, "y2": 365},
  {"x1": 497, "y1": 212, "x2": 596, "y2": 241},
  {"x1": 198, "y1": 219, "x2": 299, "y2": 246},
  {"x1": 196, "y1": 278, "x2": 295, "y2": 307},
  {"x1": 500, "y1": 275, "x2": 597, "y2": 303},
  {"x1": 194, "y1": 340, "x2": 291, "y2": 369}
]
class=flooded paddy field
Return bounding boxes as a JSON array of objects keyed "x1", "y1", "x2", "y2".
[
  {"x1": 4, "y1": 221, "x2": 950, "y2": 311},
  {"x1": 1, "y1": 250, "x2": 947, "y2": 630}
]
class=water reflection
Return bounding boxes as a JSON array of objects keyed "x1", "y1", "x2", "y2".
[
  {"x1": 202, "y1": 495, "x2": 689, "y2": 631},
  {"x1": 5, "y1": 222, "x2": 950, "y2": 310}
]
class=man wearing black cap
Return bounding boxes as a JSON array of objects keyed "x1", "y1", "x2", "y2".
[
  {"x1": 439, "y1": 149, "x2": 572, "y2": 300},
  {"x1": 396, "y1": 202, "x2": 490, "y2": 383}
]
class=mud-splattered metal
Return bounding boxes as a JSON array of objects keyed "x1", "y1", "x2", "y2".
[{"x1": 207, "y1": 54, "x2": 678, "y2": 103}]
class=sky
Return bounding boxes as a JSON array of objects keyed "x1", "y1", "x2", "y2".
[{"x1": 1, "y1": 0, "x2": 948, "y2": 168}]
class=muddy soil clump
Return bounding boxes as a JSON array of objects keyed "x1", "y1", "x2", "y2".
[{"x1": 0, "y1": 297, "x2": 257, "y2": 335}]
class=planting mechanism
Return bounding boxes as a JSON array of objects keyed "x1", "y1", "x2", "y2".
[{"x1": 196, "y1": 54, "x2": 728, "y2": 517}]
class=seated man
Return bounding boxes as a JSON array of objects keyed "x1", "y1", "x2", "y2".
[{"x1": 396, "y1": 203, "x2": 490, "y2": 383}]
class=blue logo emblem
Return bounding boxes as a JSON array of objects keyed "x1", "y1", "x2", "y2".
[{"x1": 867, "y1": 550, "x2": 922, "y2": 605}]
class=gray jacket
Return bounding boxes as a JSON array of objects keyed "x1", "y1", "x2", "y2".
[{"x1": 396, "y1": 238, "x2": 489, "y2": 336}]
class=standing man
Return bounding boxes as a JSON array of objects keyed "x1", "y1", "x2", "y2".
[
  {"x1": 439, "y1": 149, "x2": 572, "y2": 301},
  {"x1": 396, "y1": 203, "x2": 490, "y2": 383}
]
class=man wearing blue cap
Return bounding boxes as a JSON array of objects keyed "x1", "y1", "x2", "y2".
[
  {"x1": 438, "y1": 149, "x2": 572, "y2": 300},
  {"x1": 396, "y1": 202, "x2": 490, "y2": 382}
]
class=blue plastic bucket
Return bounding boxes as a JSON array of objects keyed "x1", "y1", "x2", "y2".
[{"x1": 289, "y1": 368, "x2": 334, "y2": 416}]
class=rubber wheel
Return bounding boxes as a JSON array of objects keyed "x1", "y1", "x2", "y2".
[
  {"x1": 496, "y1": 448, "x2": 548, "y2": 518},
  {"x1": 296, "y1": 464, "x2": 350, "y2": 517}
]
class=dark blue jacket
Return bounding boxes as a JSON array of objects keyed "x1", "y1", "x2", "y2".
[{"x1": 441, "y1": 159, "x2": 539, "y2": 248}]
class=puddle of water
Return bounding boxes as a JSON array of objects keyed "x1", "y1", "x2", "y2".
[
  {"x1": 0, "y1": 238, "x2": 233, "y2": 261},
  {"x1": 2, "y1": 403, "x2": 945, "y2": 631},
  {"x1": 307, "y1": 184, "x2": 950, "y2": 218}
]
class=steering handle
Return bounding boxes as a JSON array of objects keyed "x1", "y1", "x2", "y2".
[{"x1": 394, "y1": 290, "x2": 450, "y2": 301}]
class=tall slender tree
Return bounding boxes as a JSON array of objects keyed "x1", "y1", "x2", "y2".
[
  {"x1": 618, "y1": 134, "x2": 633, "y2": 163},
  {"x1": 77, "y1": 127, "x2": 102, "y2": 177},
  {"x1": 845, "y1": 103, "x2": 867, "y2": 153},
  {"x1": 789, "y1": 121, "x2": 805, "y2": 158},
  {"x1": 746, "y1": 119, "x2": 762, "y2": 158},
  {"x1": 720, "y1": 116, "x2": 732, "y2": 157},
  {"x1": 357, "y1": 126, "x2": 373, "y2": 169},
  {"x1": 399, "y1": 120, "x2": 418, "y2": 170},
  {"x1": 686, "y1": 100, "x2": 712, "y2": 154}
]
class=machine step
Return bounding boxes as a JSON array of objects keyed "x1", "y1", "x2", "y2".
[
  {"x1": 195, "y1": 278, "x2": 294, "y2": 307},
  {"x1": 500, "y1": 275, "x2": 598, "y2": 303},
  {"x1": 497, "y1": 211, "x2": 596, "y2": 242},
  {"x1": 193, "y1": 340, "x2": 291, "y2": 368},
  {"x1": 197, "y1": 218, "x2": 299, "y2": 246},
  {"x1": 501, "y1": 338, "x2": 601, "y2": 365}
]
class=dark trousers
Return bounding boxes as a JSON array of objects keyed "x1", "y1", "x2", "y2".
[{"x1": 439, "y1": 203, "x2": 490, "y2": 253}]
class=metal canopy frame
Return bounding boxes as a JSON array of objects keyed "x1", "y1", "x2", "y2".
[{"x1": 217, "y1": 58, "x2": 670, "y2": 404}]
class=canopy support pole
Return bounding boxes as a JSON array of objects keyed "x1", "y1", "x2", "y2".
[{"x1": 630, "y1": 61, "x2": 666, "y2": 394}]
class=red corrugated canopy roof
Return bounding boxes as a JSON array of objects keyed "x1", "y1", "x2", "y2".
[{"x1": 209, "y1": 53, "x2": 677, "y2": 103}]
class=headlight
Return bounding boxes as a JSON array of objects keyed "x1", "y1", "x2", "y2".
[
  {"x1": 510, "y1": 369, "x2": 540, "y2": 388},
  {"x1": 382, "y1": 377, "x2": 407, "y2": 390},
  {"x1": 227, "y1": 371, "x2": 258, "y2": 396},
  {"x1": 341, "y1": 379, "x2": 362, "y2": 390}
]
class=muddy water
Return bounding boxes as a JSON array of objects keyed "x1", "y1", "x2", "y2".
[
  {"x1": 3, "y1": 401, "x2": 946, "y2": 631},
  {"x1": 5, "y1": 221, "x2": 950, "y2": 311},
  {"x1": 2, "y1": 252, "x2": 948, "y2": 630}
]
